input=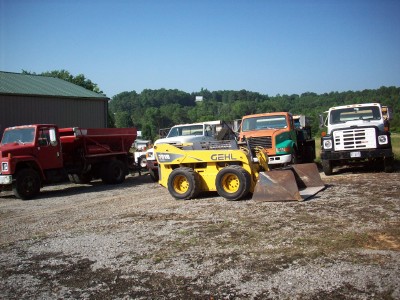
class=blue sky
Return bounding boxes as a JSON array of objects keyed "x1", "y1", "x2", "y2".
[{"x1": 1, "y1": 0, "x2": 399, "y2": 98}]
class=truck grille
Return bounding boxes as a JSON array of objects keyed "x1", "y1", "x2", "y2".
[
  {"x1": 248, "y1": 136, "x2": 272, "y2": 150},
  {"x1": 333, "y1": 128, "x2": 376, "y2": 151}
]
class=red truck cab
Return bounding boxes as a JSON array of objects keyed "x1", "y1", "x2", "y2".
[{"x1": 0, "y1": 124, "x2": 62, "y2": 181}]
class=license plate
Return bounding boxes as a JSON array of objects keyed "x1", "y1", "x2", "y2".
[{"x1": 350, "y1": 151, "x2": 361, "y2": 158}]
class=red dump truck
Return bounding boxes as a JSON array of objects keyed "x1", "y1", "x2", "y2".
[{"x1": 0, "y1": 124, "x2": 137, "y2": 200}]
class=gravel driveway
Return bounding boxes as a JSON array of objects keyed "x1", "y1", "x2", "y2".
[{"x1": 1, "y1": 166, "x2": 399, "y2": 299}]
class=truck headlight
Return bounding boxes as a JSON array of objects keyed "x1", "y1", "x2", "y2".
[
  {"x1": 1, "y1": 162, "x2": 8, "y2": 172},
  {"x1": 323, "y1": 140, "x2": 333, "y2": 150},
  {"x1": 378, "y1": 135, "x2": 388, "y2": 145}
]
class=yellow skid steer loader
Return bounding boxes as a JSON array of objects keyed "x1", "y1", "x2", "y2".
[{"x1": 154, "y1": 141, "x2": 324, "y2": 201}]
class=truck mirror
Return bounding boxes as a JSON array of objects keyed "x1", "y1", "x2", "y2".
[
  {"x1": 319, "y1": 115, "x2": 325, "y2": 128},
  {"x1": 382, "y1": 106, "x2": 393, "y2": 121},
  {"x1": 49, "y1": 128, "x2": 58, "y2": 146}
]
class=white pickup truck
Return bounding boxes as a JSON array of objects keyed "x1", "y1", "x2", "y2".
[{"x1": 145, "y1": 120, "x2": 235, "y2": 181}]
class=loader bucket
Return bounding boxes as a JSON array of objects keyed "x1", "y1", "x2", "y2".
[{"x1": 252, "y1": 163, "x2": 325, "y2": 202}]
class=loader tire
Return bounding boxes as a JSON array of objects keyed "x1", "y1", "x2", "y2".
[
  {"x1": 322, "y1": 159, "x2": 333, "y2": 176},
  {"x1": 102, "y1": 160, "x2": 126, "y2": 184},
  {"x1": 216, "y1": 165, "x2": 251, "y2": 201},
  {"x1": 167, "y1": 167, "x2": 200, "y2": 200},
  {"x1": 13, "y1": 168, "x2": 41, "y2": 200}
]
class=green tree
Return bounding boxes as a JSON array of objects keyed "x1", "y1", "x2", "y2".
[{"x1": 114, "y1": 112, "x2": 133, "y2": 128}]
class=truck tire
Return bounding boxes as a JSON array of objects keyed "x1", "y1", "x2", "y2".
[
  {"x1": 384, "y1": 157, "x2": 394, "y2": 173},
  {"x1": 322, "y1": 159, "x2": 333, "y2": 176},
  {"x1": 149, "y1": 168, "x2": 159, "y2": 182},
  {"x1": 102, "y1": 160, "x2": 126, "y2": 184},
  {"x1": 291, "y1": 149, "x2": 299, "y2": 164},
  {"x1": 167, "y1": 167, "x2": 200, "y2": 200},
  {"x1": 216, "y1": 165, "x2": 251, "y2": 201},
  {"x1": 12, "y1": 169, "x2": 41, "y2": 200},
  {"x1": 77, "y1": 172, "x2": 93, "y2": 184}
]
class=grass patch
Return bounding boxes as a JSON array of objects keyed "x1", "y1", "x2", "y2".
[{"x1": 392, "y1": 133, "x2": 400, "y2": 159}]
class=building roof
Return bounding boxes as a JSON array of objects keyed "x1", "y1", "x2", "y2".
[{"x1": 0, "y1": 71, "x2": 108, "y2": 99}]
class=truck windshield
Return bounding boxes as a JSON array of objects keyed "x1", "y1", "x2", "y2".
[
  {"x1": 330, "y1": 106, "x2": 381, "y2": 124},
  {"x1": 167, "y1": 125, "x2": 204, "y2": 137},
  {"x1": 1, "y1": 128, "x2": 35, "y2": 145},
  {"x1": 241, "y1": 116, "x2": 287, "y2": 131}
]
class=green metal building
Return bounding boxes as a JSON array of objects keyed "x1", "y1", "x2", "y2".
[{"x1": 0, "y1": 71, "x2": 109, "y2": 135}]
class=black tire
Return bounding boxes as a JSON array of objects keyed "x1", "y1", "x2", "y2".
[
  {"x1": 167, "y1": 167, "x2": 200, "y2": 200},
  {"x1": 384, "y1": 157, "x2": 394, "y2": 173},
  {"x1": 291, "y1": 149, "x2": 299, "y2": 164},
  {"x1": 322, "y1": 159, "x2": 333, "y2": 176},
  {"x1": 215, "y1": 165, "x2": 251, "y2": 201},
  {"x1": 149, "y1": 168, "x2": 159, "y2": 182},
  {"x1": 12, "y1": 169, "x2": 41, "y2": 200},
  {"x1": 77, "y1": 172, "x2": 93, "y2": 184},
  {"x1": 102, "y1": 160, "x2": 126, "y2": 184}
]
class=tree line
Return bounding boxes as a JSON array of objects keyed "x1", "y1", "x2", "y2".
[
  {"x1": 109, "y1": 87, "x2": 400, "y2": 141},
  {"x1": 27, "y1": 70, "x2": 399, "y2": 141}
]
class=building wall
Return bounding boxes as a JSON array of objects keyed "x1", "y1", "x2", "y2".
[{"x1": 0, "y1": 94, "x2": 108, "y2": 135}]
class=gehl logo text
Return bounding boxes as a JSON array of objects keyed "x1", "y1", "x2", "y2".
[{"x1": 210, "y1": 153, "x2": 237, "y2": 161}]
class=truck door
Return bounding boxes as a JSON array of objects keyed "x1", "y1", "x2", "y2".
[{"x1": 36, "y1": 127, "x2": 63, "y2": 170}]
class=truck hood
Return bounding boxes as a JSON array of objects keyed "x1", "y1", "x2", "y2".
[
  {"x1": 0, "y1": 143, "x2": 36, "y2": 157},
  {"x1": 240, "y1": 128, "x2": 282, "y2": 138},
  {"x1": 328, "y1": 120, "x2": 384, "y2": 134},
  {"x1": 154, "y1": 135, "x2": 212, "y2": 145}
]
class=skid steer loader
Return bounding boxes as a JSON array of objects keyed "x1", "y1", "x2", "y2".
[{"x1": 153, "y1": 140, "x2": 324, "y2": 201}]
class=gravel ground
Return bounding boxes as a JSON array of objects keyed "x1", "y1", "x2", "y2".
[{"x1": 0, "y1": 166, "x2": 399, "y2": 299}]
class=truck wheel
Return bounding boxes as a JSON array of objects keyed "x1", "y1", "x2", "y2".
[
  {"x1": 167, "y1": 167, "x2": 200, "y2": 200},
  {"x1": 103, "y1": 160, "x2": 126, "y2": 184},
  {"x1": 216, "y1": 165, "x2": 251, "y2": 201},
  {"x1": 322, "y1": 159, "x2": 333, "y2": 176},
  {"x1": 149, "y1": 168, "x2": 159, "y2": 182},
  {"x1": 78, "y1": 172, "x2": 93, "y2": 184},
  {"x1": 384, "y1": 157, "x2": 394, "y2": 173},
  {"x1": 291, "y1": 149, "x2": 299, "y2": 164},
  {"x1": 13, "y1": 169, "x2": 41, "y2": 200}
]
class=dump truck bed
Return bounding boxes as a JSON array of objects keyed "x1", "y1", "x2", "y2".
[{"x1": 59, "y1": 127, "x2": 137, "y2": 157}]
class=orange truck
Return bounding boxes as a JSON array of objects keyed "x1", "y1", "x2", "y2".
[{"x1": 238, "y1": 112, "x2": 316, "y2": 166}]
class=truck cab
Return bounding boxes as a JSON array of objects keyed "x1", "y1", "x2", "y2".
[
  {"x1": 0, "y1": 124, "x2": 63, "y2": 178},
  {"x1": 238, "y1": 112, "x2": 315, "y2": 166},
  {"x1": 320, "y1": 103, "x2": 393, "y2": 175},
  {"x1": 0, "y1": 125, "x2": 63, "y2": 198}
]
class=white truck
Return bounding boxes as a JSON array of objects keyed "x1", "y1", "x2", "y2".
[
  {"x1": 320, "y1": 103, "x2": 393, "y2": 175},
  {"x1": 145, "y1": 120, "x2": 235, "y2": 181},
  {"x1": 132, "y1": 139, "x2": 152, "y2": 172}
]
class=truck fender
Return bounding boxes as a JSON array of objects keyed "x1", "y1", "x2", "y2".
[{"x1": 13, "y1": 157, "x2": 46, "y2": 182}]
